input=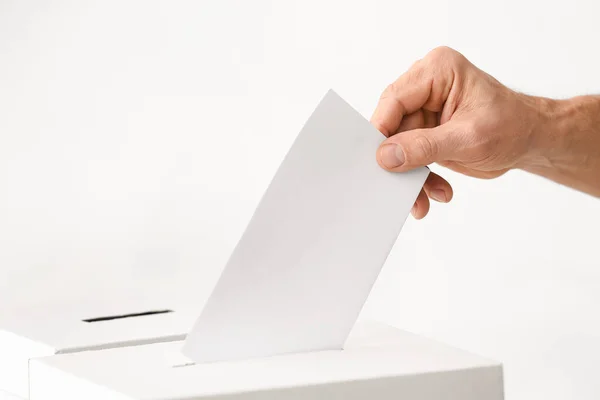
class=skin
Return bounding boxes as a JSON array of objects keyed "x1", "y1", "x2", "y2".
[{"x1": 371, "y1": 46, "x2": 600, "y2": 219}]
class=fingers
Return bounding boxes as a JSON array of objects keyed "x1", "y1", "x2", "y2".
[
  {"x1": 370, "y1": 47, "x2": 475, "y2": 219},
  {"x1": 377, "y1": 123, "x2": 458, "y2": 172},
  {"x1": 370, "y1": 47, "x2": 459, "y2": 137},
  {"x1": 371, "y1": 74, "x2": 431, "y2": 137},
  {"x1": 410, "y1": 172, "x2": 452, "y2": 219},
  {"x1": 411, "y1": 188, "x2": 430, "y2": 219},
  {"x1": 423, "y1": 171, "x2": 453, "y2": 203},
  {"x1": 396, "y1": 109, "x2": 438, "y2": 133}
]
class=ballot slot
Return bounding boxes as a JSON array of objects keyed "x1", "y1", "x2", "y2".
[
  {"x1": 0, "y1": 300, "x2": 193, "y2": 399},
  {"x1": 82, "y1": 309, "x2": 174, "y2": 323},
  {"x1": 172, "y1": 362, "x2": 195, "y2": 368}
]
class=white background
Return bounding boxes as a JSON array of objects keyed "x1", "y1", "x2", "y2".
[{"x1": 0, "y1": 1, "x2": 599, "y2": 399}]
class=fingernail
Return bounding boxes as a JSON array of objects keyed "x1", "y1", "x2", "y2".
[
  {"x1": 429, "y1": 189, "x2": 447, "y2": 202},
  {"x1": 379, "y1": 144, "x2": 405, "y2": 169}
]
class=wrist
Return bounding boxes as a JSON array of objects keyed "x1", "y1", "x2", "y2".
[
  {"x1": 520, "y1": 94, "x2": 600, "y2": 196},
  {"x1": 521, "y1": 95, "x2": 600, "y2": 171}
]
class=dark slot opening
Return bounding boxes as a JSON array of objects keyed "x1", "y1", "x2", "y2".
[
  {"x1": 173, "y1": 362, "x2": 196, "y2": 368},
  {"x1": 82, "y1": 309, "x2": 174, "y2": 323}
]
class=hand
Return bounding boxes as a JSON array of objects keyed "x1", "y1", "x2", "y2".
[{"x1": 371, "y1": 46, "x2": 562, "y2": 219}]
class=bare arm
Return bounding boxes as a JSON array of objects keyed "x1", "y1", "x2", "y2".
[{"x1": 524, "y1": 95, "x2": 600, "y2": 197}]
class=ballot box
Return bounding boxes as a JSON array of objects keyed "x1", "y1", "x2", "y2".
[{"x1": 28, "y1": 321, "x2": 504, "y2": 400}]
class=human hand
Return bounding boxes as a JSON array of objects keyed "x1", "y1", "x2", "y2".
[{"x1": 371, "y1": 47, "x2": 554, "y2": 219}]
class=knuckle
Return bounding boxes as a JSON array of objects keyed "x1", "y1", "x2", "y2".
[
  {"x1": 410, "y1": 58, "x2": 423, "y2": 69},
  {"x1": 411, "y1": 135, "x2": 439, "y2": 161},
  {"x1": 382, "y1": 82, "x2": 397, "y2": 97},
  {"x1": 408, "y1": 59, "x2": 427, "y2": 79},
  {"x1": 426, "y1": 46, "x2": 464, "y2": 67},
  {"x1": 428, "y1": 46, "x2": 454, "y2": 59},
  {"x1": 408, "y1": 64, "x2": 427, "y2": 83}
]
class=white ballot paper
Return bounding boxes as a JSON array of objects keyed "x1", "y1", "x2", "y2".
[{"x1": 183, "y1": 90, "x2": 429, "y2": 363}]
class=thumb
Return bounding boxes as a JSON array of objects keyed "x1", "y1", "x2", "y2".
[{"x1": 376, "y1": 124, "x2": 458, "y2": 172}]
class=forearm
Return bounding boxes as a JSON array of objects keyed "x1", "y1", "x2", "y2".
[{"x1": 522, "y1": 95, "x2": 600, "y2": 197}]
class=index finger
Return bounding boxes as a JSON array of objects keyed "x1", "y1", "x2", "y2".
[
  {"x1": 370, "y1": 63, "x2": 432, "y2": 137},
  {"x1": 371, "y1": 47, "x2": 459, "y2": 136}
]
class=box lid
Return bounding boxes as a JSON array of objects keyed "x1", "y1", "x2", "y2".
[
  {"x1": 29, "y1": 321, "x2": 504, "y2": 400},
  {"x1": 0, "y1": 292, "x2": 196, "y2": 398}
]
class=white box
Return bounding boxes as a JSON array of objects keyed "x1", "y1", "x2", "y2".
[
  {"x1": 0, "y1": 294, "x2": 197, "y2": 399},
  {"x1": 29, "y1": 322, "x2": 504, "y2": 400}
]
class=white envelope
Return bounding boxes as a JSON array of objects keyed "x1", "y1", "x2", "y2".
[{"x1": 183, "y1": 90, "x2": 429, "y2": 363}]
